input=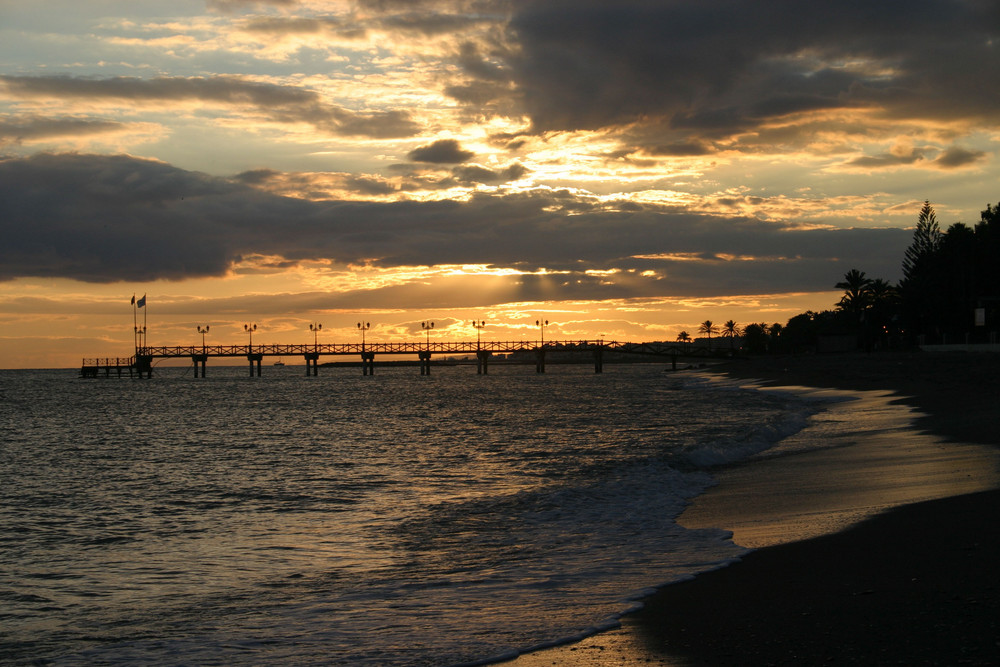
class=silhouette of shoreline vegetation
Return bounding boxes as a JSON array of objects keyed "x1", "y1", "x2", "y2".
[{"x1": 709, "y1": 201, "x2": 1000, "y2": 354}]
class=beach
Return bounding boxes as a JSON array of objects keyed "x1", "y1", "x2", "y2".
[{"x1": 512, "y1": 351, "x2": 1000, "y2": 666}]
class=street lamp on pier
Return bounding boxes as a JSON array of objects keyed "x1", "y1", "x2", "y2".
[
  {"x1": 244, "y1": 323, "x2": 257, "y2": 351},
  {"x1": 357, "y1": 321, "x2": 370, "y2": 350},
  {"x1": 310, "y1": 323, "x2": 322, "y2": 350},
  {"x1": 422, "y1": 321, "x2": 434, "y2": 348},
  {"x1": 536, "y1": 319, "x2": 549, "y2": 346},
  {"x1": 471, "y1": 320, "x2": 486, "y2": 349},
  {"x1": 197, "y1": 325, "x2": 210, "y2": 350}
]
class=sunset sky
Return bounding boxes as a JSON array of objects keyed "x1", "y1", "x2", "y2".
[{"x1": 2, "y1": 0, "x2": 998, "y2": 368}]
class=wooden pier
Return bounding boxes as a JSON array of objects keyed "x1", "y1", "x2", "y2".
[
  {"x1": 80, "y1": 357, "x2": 136, "y2": 378},
  {"x1": 82, "y1": 340, "x2": 719, "y2": 378}
]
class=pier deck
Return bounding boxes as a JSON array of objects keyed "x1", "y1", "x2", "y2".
[{"x1": 83, "y1": 340, "x2": 719, "y2": 377}]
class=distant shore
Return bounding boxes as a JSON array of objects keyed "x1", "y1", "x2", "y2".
[{"x1": 512, "y1": 350, "x2": 1000, "y2": 666}]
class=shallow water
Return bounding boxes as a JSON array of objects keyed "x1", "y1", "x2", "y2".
[{"x1": 0, "y1": 364, "x2": 816, "y2": 665}]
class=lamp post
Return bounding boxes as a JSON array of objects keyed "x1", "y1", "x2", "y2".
[
  {"x1": 422, "y1": 320, "x2": 434, "y2": 348},
  {"x1": 310, "y1": 323, "x2": 322, "y2": 350},
  {"x1": 197, "y1": 325, "x2": 210, "y2": 351},
  {"x1": 357, "y1": 321, "x2": 370, "y2": 350},
  {"x1": 536, "y1": 319, "x2": 549, "y2": 346},
  {"x1": 244, "y1": 323, "x2": 257, "y2": 351},
  {"x1": 135, "y1": 325, "x2": 146, "y2": 351},
  {"x1": 471, "y1": 320, "x2": 486, "y2": 349}
]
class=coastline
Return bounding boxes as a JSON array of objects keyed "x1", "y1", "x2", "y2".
[{"x1": 509, "y1": 351, "x2": 1000, "y2": 666}]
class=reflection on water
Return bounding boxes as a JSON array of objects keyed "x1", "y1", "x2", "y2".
[{"x1": 1, "y1": 365, "x2": 813, "y2": 665}]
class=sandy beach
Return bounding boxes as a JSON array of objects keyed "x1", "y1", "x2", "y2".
[{"x1": 511, "y1": 351, "x2": 1000, "y2": 666}]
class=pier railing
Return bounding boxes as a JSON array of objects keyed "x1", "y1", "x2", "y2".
[
  {"x1": 83, "y1": 340, "x2": 718, "y2": 378},
  {"x1": 80, "y1": 357, "x2": 137, "y2": 378},
  {"x1": 134, "y1": 340, "x2": 711, "y2": 358}
]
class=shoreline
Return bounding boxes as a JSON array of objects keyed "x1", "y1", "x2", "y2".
[{"x1": 509, "y1": 351, "x2": 1000, "y2": 666}]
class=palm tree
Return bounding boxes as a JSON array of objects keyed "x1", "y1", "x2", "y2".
[
  {"x1": 770, "y1": 322, "x2": 784, "y2": 352},
  {"x1": 835, "y1": 269, "x2": 873, "y2": 314},
  {"x1": 698, "y1": 320, "x2": 718, "y2": 346},
  {"x1": 866, "y1": 278, "x2": 900, "y2": 347},
  {"x1": 721, "y1": 320, "x2": 741, "y2": 350},
  {"x1": 676, "y1": 331, "x2": 691, "y2": 343},
  {"x1": 742, "y1": 323, "x2": 768, "y2": 353}
]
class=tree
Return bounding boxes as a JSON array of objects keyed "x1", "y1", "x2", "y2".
[
  {"x1": 741, "y1": 323, "x2": 768, "y2": 353},
  {"x1": 866, "y1": 278, "x2": 900, "y2": 348},
  {"x1": 835, "y1": 269, "x2": 873, "y2": 315},
  {"x1": 975, "y1": 203, "x2": 1000, "y2": 329},
  {"x1": 676, "y1": 331, "x2": 691, "y2": 343},
  {"x1": 900, "y1": 201, "x2": 944, "y2": 339},
  {"x1": 901, "y1": 201, "x2": 942, "y2": 283},
  {"x1": 698, "y1": 320, "x2": 718, "y2": 346},
  {"x1": 769, "y1": 322, "x2": 784, "y2": 352},
  {"x1": 721, "y1": 320, "x2": 741, "y2": 350}
]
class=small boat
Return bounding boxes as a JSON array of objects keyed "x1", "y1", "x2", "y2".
[{"x1": 273, "y1": 359, "x2": 285, "y2": 367}]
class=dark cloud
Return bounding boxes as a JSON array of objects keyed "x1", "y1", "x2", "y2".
[
  {"x1": 846, "y1": 149, "x2": 928, "y2": 169},
  {"x1": 407, "y1": 138, "x2": 475, "y2": 163},
  {"x1": 0, "y1": 116, "x2": 128, "y2": 143},
  {"x1": 452, "y1": 162, "x2": 527, "y2": 183},
  {"x1": 0, "y1": 75, "x2": 420, "y2": 139},
  {"x1": 0, "y1": 153, "x2": 908, "y2": 297},
  {"x1": 234, "y1": 168, "x2": 407, "y2": 197},
  {"x1": 242, "y1": 17, "x2": 366, "y2": 39},
  {"x1": 641, "y1": 142, "x2": 713, "y2": 157},
  {"x1": 208, "y1": 0, "x2": 298, "y2": 10},
  {"x1": 490, "y1": 0, "x2": 1000, "y2": 149},
  {"x1": 934, "y1": 146, "x2": 987, "y2": 169}
]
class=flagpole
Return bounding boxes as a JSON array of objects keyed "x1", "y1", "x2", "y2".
[
  {"x1": 143, "y1": 295, "x2": 147, "y2": 350},
  {"x1": 132, "y1": 294, "x2": 137, "y2": 355}
]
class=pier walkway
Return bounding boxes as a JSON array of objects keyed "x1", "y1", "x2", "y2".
[{"x1": 83, "y1": 340, "x2": 718, "y2": 378}]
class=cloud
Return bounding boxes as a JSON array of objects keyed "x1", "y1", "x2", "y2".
[
  {"x1": 933, "y1": 146, "x2": 987, "y2": 169},
  {"x1": 0, "y1": 153, "x2": 910, "y2": 297},
  {"x1": 0, "y1": 74, "x2": 420, "y2": 138},
  {"x1": 846, "y1": 149, "x2": 927, "y2": 169},
  {"x1": 487, "y1": 0, "x2": 1000, "y2": 152},
  {"x1": 0, "y1": 116, "x2": 129, "y2": 144},
  {"x1": 452, "y1": 162, "x2": 527, "y2": 184},
  {"x1": 407, "y1": 138, "x2": 475, "y2": 163}
]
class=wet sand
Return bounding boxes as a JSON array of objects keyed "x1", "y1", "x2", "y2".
[{"x1": 510, "y1": 351, "x2": 1000, "y2": 666}]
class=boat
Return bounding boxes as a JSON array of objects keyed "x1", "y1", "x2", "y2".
[{"x1": 273, "y1": 358, "x2": 285, "y2": 367}]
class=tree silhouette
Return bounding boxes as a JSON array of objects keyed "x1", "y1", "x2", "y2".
[
  {"x1": 742, "y1": 323, "x2": 768, "y2": 353},
  {"x1": 835, "y1": 269, "x2": 873, "y2": 315},
  {"x1": 902, "y1": 201, "x2": 942, "y2": 283},
  {"x1": 721, "y1": 320, "x2": 741, "y2": 350},
  {"x1": 698, "y1": 320, "x2": 718, "y2": 346},
  {"x1": 676, "y1": 331, "x2": 691, "y2": 343},
  {"x1": 900, "y1": 201, "x2": 944, "y2": 339}
]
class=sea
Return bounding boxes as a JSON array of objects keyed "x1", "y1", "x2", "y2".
[{"x1": 0, "y1": 363, "x2": 823, "y2": 666}]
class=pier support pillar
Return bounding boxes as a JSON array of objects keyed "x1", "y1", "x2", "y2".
[
  {"x1": 247, "y1": 353, "x2": 263, "y2": 377},
  {"x1": 362, "y1": 351, "x2": 376, "y2": 375},
  {"x1": 535, "y1": 349, "x2": 546, "y2": 373},
  {"x1": 593, "y1": 348, "x2": 603, "y2": 374},
  {"x1": 304, "y1": 352, "x2": 320, "y2": 376},
  {"x1": 192, "y1": 354, "x2": 208, "y2": 378},
  {"x1": 135, "y1": 355, "x2": 153, "y2": 379},
  {"x1": 476, "y1": 350, "x2": 490, "y2": 375},
  {"x1": 419, "y1": 351, "x2": 432, "y2": 375}
]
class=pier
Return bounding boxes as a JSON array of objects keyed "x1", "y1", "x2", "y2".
[{"x1": 83, "y1": 340, "x2": 719, "y2": 378}]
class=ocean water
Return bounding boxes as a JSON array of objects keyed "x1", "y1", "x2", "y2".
[{"x1": 0, "y1": 363, "x2": 818, "y2": 666}]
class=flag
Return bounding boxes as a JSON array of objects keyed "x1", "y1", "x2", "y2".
[
  {"x1": 131, "y1": 294, "x2": 135, "y2": 305},
  {"x1": 137, "y1": 294, "x2": 146, "y2": 308}
]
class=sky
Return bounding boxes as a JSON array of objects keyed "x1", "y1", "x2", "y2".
[{"x1": 1, "y1": 0, "x2": 998, "y2": 368}]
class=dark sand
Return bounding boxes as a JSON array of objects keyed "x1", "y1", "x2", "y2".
[{"x1": 511, "y1": 351, "x2": 1000, "y2": 666}]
